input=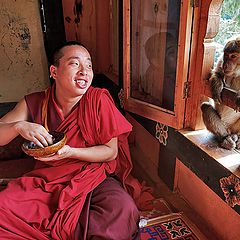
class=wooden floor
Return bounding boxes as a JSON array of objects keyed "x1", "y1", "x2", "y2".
[
  {"x1": 149, "y1": 179, "x2": 219, "y2": 239},
  {"x1": 131, "y1": 153, "x2": 219, "y2": 239}
]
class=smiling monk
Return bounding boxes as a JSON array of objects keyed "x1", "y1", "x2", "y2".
[{"x1": 0, "y1": 42, "x2": 140, "y2": 239}]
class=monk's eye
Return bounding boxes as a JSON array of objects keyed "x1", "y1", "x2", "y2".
[
  {"x1": 230, "y1": 54, "x2": 237, "y2": 59},
  {"x1": 86, "y1": 62, "x2": 92, "y2": 69},
  {"x1": 70, "y1": 61, "x2": 79, "y2": 66}
]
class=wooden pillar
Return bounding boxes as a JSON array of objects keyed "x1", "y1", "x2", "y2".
[{"x1": 185, "y1": 0, "x2": 223, "y2": 130}]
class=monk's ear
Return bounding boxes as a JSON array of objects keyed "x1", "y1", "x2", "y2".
[{"x1": 50, "y1": 65, "x2": 57, "y2": 79}]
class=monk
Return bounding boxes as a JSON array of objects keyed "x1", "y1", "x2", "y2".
[{"x1": 0, "y1": 41, "x2": 140, "y2": 239}]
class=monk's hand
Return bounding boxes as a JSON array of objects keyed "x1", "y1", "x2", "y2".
[
  {"x1": 35, "y1": 145, "x2": 72, "y2": 161},
  {"x1": 15, "y1": 121, "x2": 53, "y2": 148}
]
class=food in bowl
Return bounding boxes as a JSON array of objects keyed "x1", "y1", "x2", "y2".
[{"x1": 21, "y1": 131, "x2": 67, "y2": 158}]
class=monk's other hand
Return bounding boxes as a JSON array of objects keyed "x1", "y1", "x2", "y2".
[{"x1": 35, "y1": 145, "x2": 72, "y2": 161}]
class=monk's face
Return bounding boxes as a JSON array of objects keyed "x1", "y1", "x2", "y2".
[{"x1": 50, "y1": 45, "x2": 94, "y2": 98}]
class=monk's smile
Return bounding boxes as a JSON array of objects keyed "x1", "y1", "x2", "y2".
[{"x1": 74, "y1": 79, "x2": 88, "y2": 89}]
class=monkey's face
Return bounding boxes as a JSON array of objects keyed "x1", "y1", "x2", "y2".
[{"x1": 223, "y1": 52, "x2": 240, "y2": 76}]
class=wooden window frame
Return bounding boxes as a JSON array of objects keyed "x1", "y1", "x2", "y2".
[{"x1": 122, "y1": 0, "x2": 193, "y2": 129}]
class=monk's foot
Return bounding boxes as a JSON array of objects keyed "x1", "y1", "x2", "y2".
[{"x1": 221, "y1": 134, "x2": 238, "y2": 150}]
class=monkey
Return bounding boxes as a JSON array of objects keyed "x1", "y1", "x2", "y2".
[{"x1": 201, "y1": 36, "x2": 240, "y2": 150}]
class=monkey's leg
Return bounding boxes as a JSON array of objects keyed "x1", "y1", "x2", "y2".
[
  {"x1": 229, "y1": 118, "x2": 240, "y2": 149},
  {"x1": 201, "y1": 102, "x2": 229, "y2": 138},
  {"x1": 201, "y1": 102, "x2": 237, "y2": 150}
]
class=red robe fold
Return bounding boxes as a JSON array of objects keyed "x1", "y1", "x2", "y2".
[{"x1": 0, "y1": 86, "x2": 134, "y2": 239}]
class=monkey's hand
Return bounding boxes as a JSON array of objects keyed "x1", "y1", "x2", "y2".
[{"x1": 210, "y1": 73, "x2": 224, "y2": 103}]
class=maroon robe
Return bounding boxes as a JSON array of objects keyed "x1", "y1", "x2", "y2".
[{"x1": 0, "y1": 86, "x2": 139, "y2": 239}]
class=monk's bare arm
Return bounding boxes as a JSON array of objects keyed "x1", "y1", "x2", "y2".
[
  {"x1": 37, "y1": 137, "x2": 118, "y2": 163},
  {"x1": 0, "y1": 99, "x2": 28, "y2": 145},
  {"x1": 0, "y1": 98, "x2": 52, "y2": 147},
  {"x1": 70, "y1": 137, "x2": 118, "y2": 162}
]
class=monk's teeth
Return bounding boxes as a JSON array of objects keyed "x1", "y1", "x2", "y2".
[
  {"x1": 74, "y1": 80, "x2": 87, "y2": 88},
  {"x1": 75, "y1": 80, "x2": 85, "y2": 84}
]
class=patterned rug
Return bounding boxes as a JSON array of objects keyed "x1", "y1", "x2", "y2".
[{"x1": 140, "y1": 213, "x2": 207, "y2": 240}]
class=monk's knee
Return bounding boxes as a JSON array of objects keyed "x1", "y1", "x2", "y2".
[
  {"x1": 114, "y1": 192, "x2": 139, "y2": 220},
  {"x1": 88, "y1": 178, "x2": 140, "y2": 239}
]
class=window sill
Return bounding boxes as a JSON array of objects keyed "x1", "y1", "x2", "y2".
[
  {"x1": 179, "y1": 129, "x2": 240, "y2": 177},
  {"x1": 167, "y1": 128, "x2": 240, "y2": 214}
]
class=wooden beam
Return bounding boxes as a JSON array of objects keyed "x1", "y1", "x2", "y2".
[{"x1": 166, "y1": 127, "x2": 240, "y2": 214}]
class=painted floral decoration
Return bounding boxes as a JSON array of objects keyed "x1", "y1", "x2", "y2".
[
  {"x1": 118, "y1": 88, "x2": 124, "y2": 109},
  {"x1": 220, "y1": 174, "x2": 240, "y2": 207},
  {"x1": 155, "y1": 122, "x2": 168, "y2": 146}
]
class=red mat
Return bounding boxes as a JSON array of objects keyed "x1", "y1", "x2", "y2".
[{"x1": 140, "y1": 213, "x2": 207, "y2": 240}]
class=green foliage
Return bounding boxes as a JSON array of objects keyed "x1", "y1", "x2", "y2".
[{"x1": 214, "y1": 0, "x2": 240, "y2": 63}]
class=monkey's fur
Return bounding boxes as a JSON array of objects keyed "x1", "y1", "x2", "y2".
[{"x1": 201, "y1": 36, "x2": 240, "y2": 150}]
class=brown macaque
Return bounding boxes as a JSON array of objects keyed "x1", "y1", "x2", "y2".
[{"x1": 201, "y1": 36, "x2": 240, "y2": 150}]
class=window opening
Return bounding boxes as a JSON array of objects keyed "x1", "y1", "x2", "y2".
[{"x1": 213, "y1": 0, "x2": 240, "y2": 65}]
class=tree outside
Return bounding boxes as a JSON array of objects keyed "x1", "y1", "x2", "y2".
[{"x1": 214, "y1": 0, "x2": 240, "y2": 64}]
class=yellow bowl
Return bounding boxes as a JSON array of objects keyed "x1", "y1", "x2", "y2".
[{"x1": 21, "y1": 131, "x2": 67, "y2": 158}]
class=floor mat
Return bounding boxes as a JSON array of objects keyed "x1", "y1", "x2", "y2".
[{"x1": 140, "y1": 213, "x2": 207, "y2": 240}]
